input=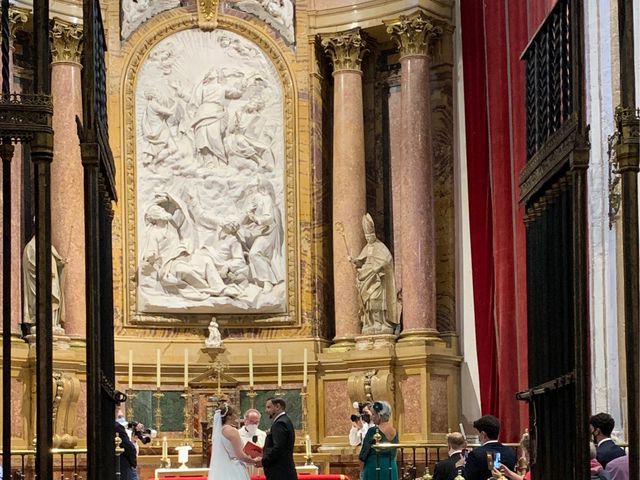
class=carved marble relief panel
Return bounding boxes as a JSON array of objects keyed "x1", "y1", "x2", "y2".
[
  {"x1": 121, "y1": 0, "x2": 181, "y2": 40},
  {"x1": 133, "y1": 28, "x2": 290, "y2": 318},
  {"x1": 225, "y1": 0, "x2": 295, "y2": 44}
]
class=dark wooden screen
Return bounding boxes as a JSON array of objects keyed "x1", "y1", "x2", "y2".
[
  {"x1": 78, "y1": 0, "x2": 119, "y2": 477},
  {"x1": 518, "y1": 0, "x2": 590, "y2": 478}
]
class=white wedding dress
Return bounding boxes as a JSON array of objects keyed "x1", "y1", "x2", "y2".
[{"x1": 208, "y1": 410, "x2": 251, "y2": 480}]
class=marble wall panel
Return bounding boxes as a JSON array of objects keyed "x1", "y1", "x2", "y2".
[
  {"x1": 11, "y1": 378, "x2": 23, "y2": 438},
  {"x1": 429, "y1": 374, "x2": 449, "y2": 433},
  {"x1": 75, "y1": 381, "x2": 87, "y2": 439},
  {"x1": 323, "y1": 379, "x2": 350, "y2": 437},
  {"x1": 400, "y1": 375, "x2": 422, "y2": 434},
  {"x1": 239, "y1": 388, "x2": 302, "y2": 430}
]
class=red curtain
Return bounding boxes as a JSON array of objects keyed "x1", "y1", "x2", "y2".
[{"x1": 460, "y1": 0, "x2": 556, "y2": 442}]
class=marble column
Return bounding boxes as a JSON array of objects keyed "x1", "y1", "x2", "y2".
[
  {"x1": 321, "y1": 30, "x2": 368, "y2": 348},
  {"x1": 0, "y1": 7, "x2": 29, "y2": 333},
  {"x1": 387, "y1": 12, "x2": 442, "y2": 341},
  {"x1": 383, "y1": 70, "x2": 403, "y2": 296},
  {"x1": 50, "y1": 19, "x2": 85, "y2": 338}
]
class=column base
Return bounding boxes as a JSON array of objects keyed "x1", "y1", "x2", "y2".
[
  {"x1": 329, "y1": 336, "x2": 355, "y2": 351},
  {"x1": 397, "y1": 329, "x2": 444, "y2": 346},
  {"x1": 355, "y1": 334, "x2": 397, "y2": 350}
]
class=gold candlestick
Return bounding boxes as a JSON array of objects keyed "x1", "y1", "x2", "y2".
[
  {"x1": 153, "y1": 389, "x2": 164, "y2": 439},
  {"x1": 181, "y1": 387, "x2": 192, "y2": 445},
  {"x1": 125, "y1": 388, "x2": 137, "y2": 420},
  {"x1": 275, "y1": 386, "x2": 284, "y2": 397},
  {"x1": 246, "y1": 386, "x2": 257, "y2": 410}
]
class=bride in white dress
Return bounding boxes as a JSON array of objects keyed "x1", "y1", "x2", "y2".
[{"x1": 208, "y1": 404, "x2": 258, "y2": 480}]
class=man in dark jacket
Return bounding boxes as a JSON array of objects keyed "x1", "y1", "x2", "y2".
[
  {"x1": 115, "y1": 420, "x2": 137, "y2": 480},
  {"x1": 258, "y1": 397, "x2": 297, "y2": 480},
  {"x1": 590, "y1": 413, "x2": 626, "y2": 468},
  {"x1": 464, "y1": 415, "x2": 516, "y2": 480},
  {"x1": 434, "y1": 432, "x2": 467, "y2": 480}
]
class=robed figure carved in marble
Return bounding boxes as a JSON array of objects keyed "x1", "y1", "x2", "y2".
[
  {"x1": 22, "y1": 235, "x2": 67, "y2": 335},
  {"x1": 350, "y1": 214, "x2": 399, "y2": 335},
  {"x1": 135, "y1": 29, "x2": 286, "y2": 315}
]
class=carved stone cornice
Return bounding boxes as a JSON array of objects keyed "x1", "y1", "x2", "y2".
[
  {"x1": 386, "y1": 11, "x2": 442, "y2": 59},
  {"x1": 320, "y1": 28, "x2": 369, "y2": 73},
  {"x1": 197, "y1": 0, "x2": 219, "y2": 31},
  {"x1": 50, "y1": 19, "x2": 83, "y2": 65}
]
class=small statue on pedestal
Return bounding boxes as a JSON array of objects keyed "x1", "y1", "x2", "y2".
[
  {"x1": 349, "y1": 214, "x2": 399, "y2": 335},
  {"x1": 205, "y1": 317, "x2": 223, "y2": 348},
  {"x1": 22, "y1": 234, "x2": 67, "y2": 336}
]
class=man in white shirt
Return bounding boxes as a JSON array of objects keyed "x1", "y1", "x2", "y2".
[
  {"x1": 239, "y1": 408, "x2": 267, "y2": 448},
  {"x1": 348, "y1": 404, "x2": 372, "y2": 447}
]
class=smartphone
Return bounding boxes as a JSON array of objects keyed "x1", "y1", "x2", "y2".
[{"x1": 493, "y1": 452, "x2": 502, "y2": 469}]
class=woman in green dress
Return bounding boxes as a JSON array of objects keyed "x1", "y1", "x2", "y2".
[{"x1": 358, "y1": 401, "x2": 398, "y2": 480}]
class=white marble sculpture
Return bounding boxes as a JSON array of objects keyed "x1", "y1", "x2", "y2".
[
  {"x1": 135, "y1": 29, "x2": 286, "y2": 314},
  {"x1": 350, "y1": 214, "x2": 399, "y2": 335},
  {"x1": 205, "y1": 317, "x2": 223, "y2": 347},
  {"x1": 22, "y1": 235, "x2": 67, "y2": 335},
  {"x1": 227, "y1": 0, "x2": 295, "y2": 44},
  {"x1": 121, "y1": 0, "x2": 180, "y2": 40}
]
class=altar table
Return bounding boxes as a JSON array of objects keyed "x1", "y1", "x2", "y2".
[{"x1": 152, "y1": 475, "x2": 350, "y2": 480}]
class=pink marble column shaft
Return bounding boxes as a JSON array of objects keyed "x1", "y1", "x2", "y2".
[
  {"x1": 51, "y1": 58, "x2": 86, "y2": 338},
  {"x1": 398, "y1": 54, "x2": 437, "y2": 336},
  {"x1": 332, "y1": 70, "x2": 367, "y2": 344},
  {"x1": 321, "y1": 30, "x2": 369, "y2": 347},
  {"x1": 386, "y1": 75, "x2": 403, "y2": 293}
]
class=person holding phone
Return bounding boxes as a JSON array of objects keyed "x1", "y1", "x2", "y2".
[{"x1": 464, "y1": 415, "x2": 517, "y2": 480}]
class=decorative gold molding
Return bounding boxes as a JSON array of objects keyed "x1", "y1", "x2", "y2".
[
  {"x1": 319, "y1": 28, "x2": 369, "y2": 73},
  {"x1": 386, "y1": 11, "x2": 442, "y2": 59},
  {"x1": 196, "y1": 0, "x2": 219, "y2": 31},
  {"x1": 50, "y1": 18, "x2": 83, "y2": 65},
  {"x1": 120, "y1": 12, "x2": 299, "y2": 328}
]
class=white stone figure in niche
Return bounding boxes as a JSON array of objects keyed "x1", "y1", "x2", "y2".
[
  {"x1": 121, "y1": 0, "x2": 180, "y2": 40},
  {"x1": 349, "y1": 214, "x2": 399, "y2": 335},
  {"x1": 22, "y1": 235, "x2": 67, "y2": 335},
  {"x1": 205, "y1": 317, "x2": 223, "y2": 348},
  {"x1": 227, "y1": 0, "x2": 295, "y2": 44},
  {"x1": 135, "y1": 29, "x2": 286, "y2": 314}
]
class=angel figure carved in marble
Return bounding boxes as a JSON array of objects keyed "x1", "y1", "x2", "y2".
[
  {"x1": 141, "y1": 89, "x2": 179, "y2": 171},
  {"x1": 238, "y1": 177, "x2": 284, "y2": 293},
  {"x1": 224, "y1": 97, "x2": 276, "y2": 171},
  {"x1": 188, "y1": 68, "x2": 248, "y2": 168}
]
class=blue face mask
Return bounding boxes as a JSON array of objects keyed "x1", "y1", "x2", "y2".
[{"x1": 117, "y1": 416, "x2": 127, "y2": 427}]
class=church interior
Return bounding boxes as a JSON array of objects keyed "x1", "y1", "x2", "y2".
[{"x1": 0, "y1": 0, "x2": 638, "y2": 479}]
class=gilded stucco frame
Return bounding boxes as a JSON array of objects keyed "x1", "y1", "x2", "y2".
[{"x1": 120, "y1": 11, "x2": 299, "y2": 328}]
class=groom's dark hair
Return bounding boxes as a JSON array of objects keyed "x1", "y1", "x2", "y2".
[{"x1": 268, "y1": 397, "x2": 286, "y2": 410}]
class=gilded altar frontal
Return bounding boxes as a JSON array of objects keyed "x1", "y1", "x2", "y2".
[{"x1": 18, "y1": 0, "x2": 640, "y2": 477}]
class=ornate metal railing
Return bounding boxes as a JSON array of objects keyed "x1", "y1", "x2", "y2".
[{"x1": 0, "y1": 448, "x2": 88, "y2": 479}]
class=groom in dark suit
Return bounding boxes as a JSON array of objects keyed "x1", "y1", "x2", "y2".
[{"x1": 257, "y1": 397, "x2": 297, "y2": 480}]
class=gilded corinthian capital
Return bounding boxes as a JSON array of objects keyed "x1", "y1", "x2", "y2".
[
  {"x1": 50, "y1": 19, "x2": 83, "y2": 64},
  {"x1": 0, "y1": 7, "x2": 29, "y2": 46},
  {"x1": 386, "y1": 11, "x2": 442, "y2": 59},
  {"x1": 320, "y1": 29, "x2": 369, "y2": 73}
]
